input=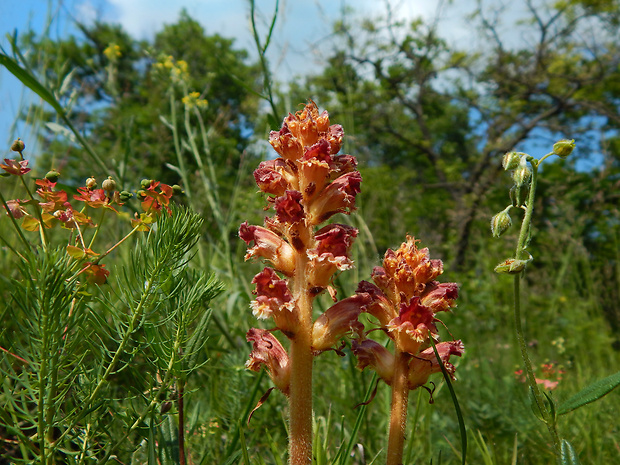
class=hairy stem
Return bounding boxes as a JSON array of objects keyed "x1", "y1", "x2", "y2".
[
  {"x1": 288, "y1": 245, "x2": 313, "y2": 465},
  {"x1": 512, "y1": 157, "x2": 562, "y2": 461},
  {"x1": 387, "y1": 349, "x2": 410, "y2": 465}
]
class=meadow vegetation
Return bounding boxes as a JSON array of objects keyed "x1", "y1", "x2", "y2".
[{"x1": 1, "y1": 1, "x2": 619, "y2": 464}]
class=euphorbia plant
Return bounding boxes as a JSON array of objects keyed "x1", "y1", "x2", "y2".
[{"x1": 240, "y1": 101, "x2": 364, "y2": 464}]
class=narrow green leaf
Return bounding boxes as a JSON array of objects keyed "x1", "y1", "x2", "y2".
[
  {"x1": 430, "y1": 336, "x2": 467, "y2": 465},
  {"x1": 147, "y1": 420, "x2": 157, "y2": 465},
  {"x1": 557, "y1": 371, "x2": 620, "y2": 415},
  {"x1": 0, "y1": 53, "x2": 64, "y2": 114},
  {"x1": 560, "y1": 439, "x2": 582, "y2": 465}
]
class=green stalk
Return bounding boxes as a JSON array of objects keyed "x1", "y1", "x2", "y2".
[
  {"x1": 0, "y1": 190, "x2": 31, "y2": 251},
  {"x1": 19, "y1": 176, "x2": 49, "y2": 250},
  {"x1": 512, "y1": 157, "x2": 562, "y2": 461},
  {"x1": 37, "y1": 309, "x2": 49, "y2": 465}
]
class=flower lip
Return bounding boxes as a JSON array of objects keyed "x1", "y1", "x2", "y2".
[{"x1": 246, "y1": 328, "x2": 291, "y2": 394}]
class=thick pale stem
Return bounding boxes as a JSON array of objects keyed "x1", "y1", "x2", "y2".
[
  {"x1": 288, "y1": 246, "x2": 313, "y2": 465},
  {"x1": 387, "y1": 349, "x2": 410, "y2": 465}
]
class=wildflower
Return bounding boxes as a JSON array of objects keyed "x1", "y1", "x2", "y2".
[
  {"x1": 140, "y1": 181, "x2": 173, "y2": 216},
  {"x1": 182, "y1": 91, "x2": 208, "y2": 109},
  {"x1": 81, "y1": 262, "x2": 110, "y2": 285},
  {"x1": 103, "y1": 43, "x2": 122, "y2": 61},
  {"x1": 1, "y1": 158, "x2": 31, "y2": 176},
  {"x1": 246, "y1": 328, "x2": 291, "y2": 394},
  {"x1": 241, "y1": 102, "x2": 363, "y2": 462}
]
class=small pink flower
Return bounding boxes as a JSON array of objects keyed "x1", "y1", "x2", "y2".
[
  {"x1": 357, "y1": 280, "x2": 396, "y2": 327},
  {"x1": 312, "y1": 293, "x2": 370, "y2": 353},
  {"x1": 387, "y1": 297, "x2": 438, "y2": 355},
  {"x1": 4, "y1": 199, "x2": 29, "y2": 219},
  {"x1": 246, "y1": 328, "x2": 291, "y2": 394},
  {"x1": 352, "y1": 339, "x2": 395, "y2": 385},
  {"x1": 307, "y1": 224, "x2": 358, "y2": 288},
  {"x1": 239, "y1": 222, "x2": 296, "y2": 276},
  {"x1": 274, "y1": 190, "x2": 305, "y2": 223},
  {"x1": 407, "y1": 340, "x2": 465, "y2": 389},
  {"x1": 307, "y1": 171, "x2": 362, "y2": 225},
  {"x1": 254, "y1": 159, "x2": 292, "y2": 196},
  {"x1": 250, "y1": 268, "x2": 298, "y2": 334}
]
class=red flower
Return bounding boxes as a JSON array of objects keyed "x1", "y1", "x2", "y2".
[
  {"x1": 0, "y1": 158, "x2": 31, "y2": 176},
  {"x1": 239, "y1": 222, "x2": 296, "y2": 276},
  {"x1": 141, "y1": 181, "x2": 173, "y2": 215},
  {"x1": 407, "y1": 340, "x2": 465, "y2": 389},
  {"x1": 307, "y1": 171, "x2": 362, "y2": 225},
  {"x1": 250, "y1": 268, "x2": 298, "y2": 334},
  {"x1": 307, "y1": 224, "x2": 358, "y2": 288},
  {"x1": 74, "y1": 187, "x2": 120, "y2": 212},
  {"x1": 81, "y1": 262, "x2": 110, "y2": 285}
]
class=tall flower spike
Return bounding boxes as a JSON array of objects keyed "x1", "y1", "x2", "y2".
[{"x1": 241, "y1": 102, "x2": 363, "y2": 465}]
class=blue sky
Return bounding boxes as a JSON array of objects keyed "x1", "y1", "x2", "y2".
[{"x1": 1, "y1": 0, "x2": 483, "y2": 153}]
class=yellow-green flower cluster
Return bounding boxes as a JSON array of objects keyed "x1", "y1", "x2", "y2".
[
  {"x1": 103, "y1": 43, "x2": 122, "y2": 61},
  {"x1": 182, "y1": 91, "x2": 208, "y2": 109},
  {"x1": 153, "y1": 55, "x2": 190, "y2": 83}
]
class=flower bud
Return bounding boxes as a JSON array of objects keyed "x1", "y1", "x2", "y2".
[
  {"x1": 141, "y1": 179, "x2": 153, "y2": 189},
  {"x1": 45, "y1": 170, "x2": 60, "y2": 183},
  {"x1": 102, "y1": 176, "x2": 116, "y2": 192},
  {"x1": 160, "y1": 401, "x2": 172, "y2": 414},
  {"x1": 172, "y1": 184, "x2": 184, "y2": 195},
  {"x1": 119, "y1": 190, "x2": 133, "y2": 202},
  {"x1": 491, "y1": 207, "x2": 512, "y2": 237},
  {"x1": 512, "y1": 158, "x2": 531, "y2": 187},
  {"x1": 494, "y1": 257, "x2": 531, "y2": 274},
  {"x1": 552, "y1": 139, "x2": 575, "y2": 159},
  {"x1": 86, "y1": 177, "x2": 97, "y2": 189},
  {"x1": 502, "y1": 151, "x2": 524, "y2": 170},
  {"x1": 509, "y1": 184, "x2": 528, "y2": 207},
  {"x1": 11, "y1": 139, "x2": 25, "y2": 152}
]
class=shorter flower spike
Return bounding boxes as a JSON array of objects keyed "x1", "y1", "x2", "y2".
[
  {"x1": 351, "y1": 235, "x2": 463, "y2": 393},
  {"x1": 246, "y1": 328, "x2": 291, "y2": 395}
]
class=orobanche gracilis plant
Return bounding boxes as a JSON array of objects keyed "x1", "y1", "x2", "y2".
[{"x1": 240, "y1": 102, "x2": 464, "y2": 465}]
